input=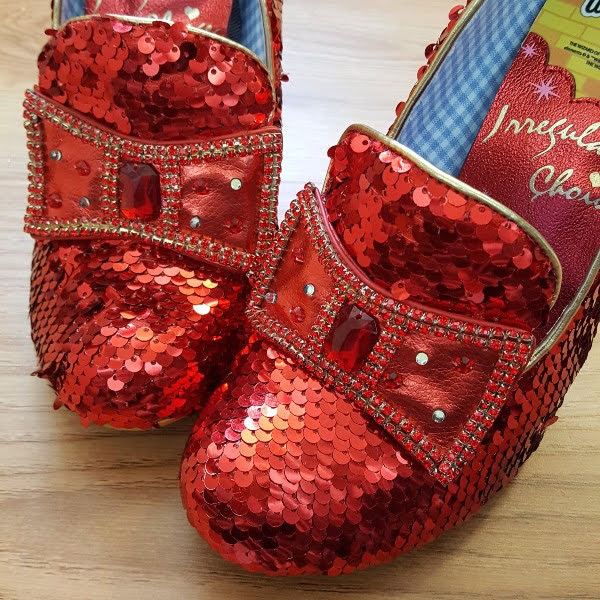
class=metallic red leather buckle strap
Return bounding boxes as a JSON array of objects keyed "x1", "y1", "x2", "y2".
[
  {"x1": 23, "y1": 90, "x2": 282, "y2": 272},
  {"x1": 248, "y1": 185, "x2": 535, "y2": 485}
]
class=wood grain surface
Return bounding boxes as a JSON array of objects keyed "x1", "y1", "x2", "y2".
[{"x1": 0, "y1": 1, "x2": 598, "y2": 599}]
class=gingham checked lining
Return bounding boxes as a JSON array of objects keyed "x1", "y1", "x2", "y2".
[
  {"x1": 60, "y1": 0, "x2": 85, "y2": 20},
  {"x1": 396, "y1": 0, "x2": 546, "y2": 176},
  {"x1": 59, "y1": 0, "x2": 267, "y2": 63},
  {"x1": 228, "y1": 0, "x2": 267, "y2": 63}
]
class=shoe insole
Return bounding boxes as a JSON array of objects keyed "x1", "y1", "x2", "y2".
[{"x1": 397, "y1": 0, "x2": 600, "y2": 335}]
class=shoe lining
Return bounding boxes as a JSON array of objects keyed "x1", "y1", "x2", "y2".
[
  {"x1": 396, "y1": 0, "x2": 546, "y2": 176},
  {"x1": 227, "y1": 0, "x2": 267, "y2": 64}
]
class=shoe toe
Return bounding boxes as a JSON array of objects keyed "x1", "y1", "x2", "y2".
[
  {"x1": 30, "y1": 239, "x2": 248, "y2": 429},
  {"x1": 181, "y1": 336, "x2": 438, "y2": 575}
]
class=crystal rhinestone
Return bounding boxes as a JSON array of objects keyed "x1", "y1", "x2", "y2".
[
  {"x1": 119, "y1": 163, "x2": 161, "y2": 221},
  {"x1": 75, "y1": 160, "x2": 91, "y2": 176},
  {"x1": 416, "y1": 352, "x2": 429, "y2": 366},
  {"x1": 304, "y1": 283, "x2": 316, "y2": 297},
  {"x1": 50, "y1": 150, "x2": 62, "y2": 161},
  {"x1": 190, "y1": 216, "x2": 201, "y2": 229},
  {"x1": 47, "y1": 193, "x2": 62, "y2": 209},
  {"x1": 290, "y1": 306, "x2": 306, "y2": 323},
  {"x1": 230, "y1": 178, "x2": 242, "y2": 191},
  {"x1": 227, "y1": 217, "x2": 244, "y2": 234},
  {"x1": 325, "y1": 304, "x2": 379, "y2": 372},
  {"x1": 292, "y1": 248, "x2": 305, "y2": 264},
  {"x1": 79, "y1": 196, "x2": 91, "y2": 208},
  {"x1": 432, "y1": 409, "x2": 447, "y2": 423},
  {"x1": 265, "y1": 292, "x2": 277, "y2": 304}
]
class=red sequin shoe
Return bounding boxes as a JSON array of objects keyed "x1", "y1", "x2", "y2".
[
  {"x1": 180, "y1": 0, "x2": 600, "y2": 574},
  {"x1": 25, "y1": 1, "x2": 283, "y2": 428}
]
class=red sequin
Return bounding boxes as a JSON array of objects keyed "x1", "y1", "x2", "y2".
[
  {"x1": 324, "y1": 129, "x2": 558, "y2": 331},
  {"x1": 37, "y1": 17, "x2": 278, "y2": 139}
]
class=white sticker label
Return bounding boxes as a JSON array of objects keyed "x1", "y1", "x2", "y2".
[{"x1": 582, "y1": 0, "x2": 600, "y2": 17}]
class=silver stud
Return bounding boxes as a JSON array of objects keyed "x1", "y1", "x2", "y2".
[
  {"x1": 79, "y1": 196, "x2": 91, "y2": 208},
  {"x1": 189, "y1": 216, "x2": 201, "y2": 229},
  {"x1": 303, "y1": 283, "x2": 315, "y2": 297},
  {"x1": 230, "y1": 178, "x2": 242, "y2": 191},
  {"x1": 30, "y1": 114, "x2": 39, "y2": 123},
  {"x1": 50, "y1": 150, "x2": 62, "y2": 161},
  {"x1": 265, "y1": 292, "x2": 277, "y2": 304},
  {"x1": 416, "y1": 352, "x2": 429, "y2": 366},
  {"x1": 432, "y1": 409, "x2": 446, "y2": 423}
]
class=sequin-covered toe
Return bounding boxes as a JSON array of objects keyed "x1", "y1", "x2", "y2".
[
  {"x1": 30, "y1": 239, "x2": 249, "y2": 429},
  {"x1": 181, "y1": 335, "x2": 430, "y2": 575}
]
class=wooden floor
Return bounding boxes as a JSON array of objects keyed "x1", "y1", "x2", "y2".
[{"x1": 0, "y1": 1, "x2": 599, "y2": 598}]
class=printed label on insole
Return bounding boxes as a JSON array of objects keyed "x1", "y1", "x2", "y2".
[
  {"x1": 530, "y1": 0, "x2": 599, "y2": 98},
  {"x1": 460, "y1": 0, "x2": 600, "y2": 319}
]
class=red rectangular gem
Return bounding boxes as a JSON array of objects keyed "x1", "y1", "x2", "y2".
[
  {"x1": 325, "y1": 304, "x2": 379, "y2": 372},
  {"x1": 119, "y1": 163, "x2": 161, "y2": 221}
]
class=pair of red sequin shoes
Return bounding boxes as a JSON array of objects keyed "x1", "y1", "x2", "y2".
[{"x1": 26, "y1": 0, "x2": 599, "y2": 576}]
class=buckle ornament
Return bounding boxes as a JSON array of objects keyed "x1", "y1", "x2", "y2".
[
  {"x1": 23, "y1": 90, "x2": 282, "y2": 272},
  {"x1": 248, "y1": 185, "x2": 535, "y2": 485}
]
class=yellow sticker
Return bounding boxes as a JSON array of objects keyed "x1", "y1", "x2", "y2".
[{"x1": 530, "y1": 0, "x2": 600, "y2": 98}]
